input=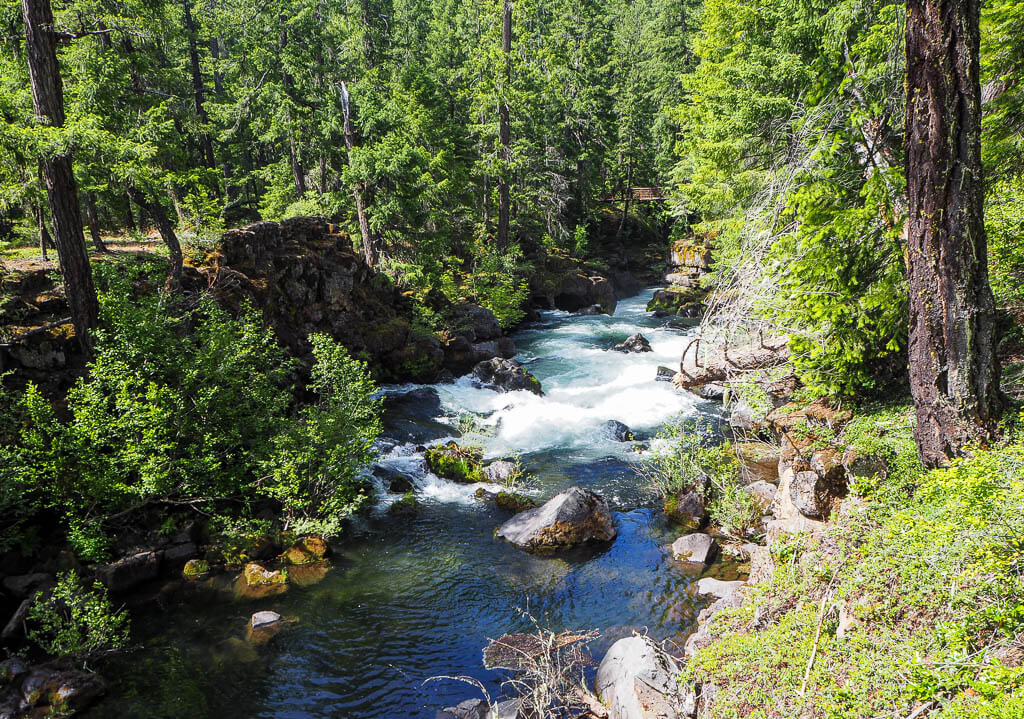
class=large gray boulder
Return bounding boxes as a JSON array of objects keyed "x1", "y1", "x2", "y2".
[
  {"x1": 471, "y1": 358, "x2": 543, "y2": 395},
  {"x1": 695, "y1": 577, "x2": 745, "y2": 599},
  {"x1": 496, "y1": 487, "x2": 616, "y2": 554},
  {"x1": 790, "y1": 470, "x2": 840, "y2": 519},
  {"x1": 456, "y1": 303, "x2": 502, "y2": 342},
  {"x1": 97, "y1": 550, "x2": 161, "y2": 593},
  {"x1": 671, "y1": 533, "x2": 718, "y2": 566},
  {"x1": 595, "y1": 635, "x2": 695, "y2": 719}
]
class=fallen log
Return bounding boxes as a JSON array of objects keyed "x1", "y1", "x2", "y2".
[{"x1": 674, "y1": 335, "x2": 789, "y2": 389}]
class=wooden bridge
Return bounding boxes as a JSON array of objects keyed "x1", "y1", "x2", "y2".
[{"x1": 600, "y1": 186, "x2": 666, "y2": 202}]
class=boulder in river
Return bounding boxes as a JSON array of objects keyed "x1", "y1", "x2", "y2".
[
  {"x1": 471, "y1": 358, "x2": 543, "y2": 395},
  {"x1": 655, "y1": 366, "x2": 675, "y2": 382},
  {"x1": 98, "y1": 550, "x2": 161, "y2": 593},
  {"x1": 574, "y1": 304, "x2": 604, "y2": 315},
  {"x1": 695, "y1": 577, "x2": 745, "y2": 599},
  {"x1": 664, "y1": 490, "x2": 708, "y2": 531},
  {"x1": 283, "y1": 536, "x2": 330, "y2": 565},
  {"x1": 594, "y1": 635, "x2": 695, "y2": 719},
  {"x1": 381, "y1": 387, "x2": 450, "y2": 443},
  {"x1": 671, "y1": 533, "x2": 718, "y2": 566},
  {"x1": 373, "y1": 463, "x2": 417, "y2": 493},
  {"x1": 496, "y1": 486, "x2": 616, "y2": 554},
  {"x1": 4, "y1": 666, "x2": 106, "y2": 716},
  {"x1": 482, "y1": 459, "x2": 521, "y2": 485},
  {"x1": 243, "y1": 562, "x2": 288, "y2": 587},
  {"x1": 436, "y1": 698, "x2": 490, "y2": 719},
  {"x1": 612, "y1": 333, "x2": 652, "y2": 353},
  {"x1": 603, "y1": 420, "x2": 635, "y2": 442},
  {"x1": 454, "y1": 303, "x2": 502, "y2": 342},
  {"x1": 425, "y1": 442, "x2": 485, "y2": 483}
]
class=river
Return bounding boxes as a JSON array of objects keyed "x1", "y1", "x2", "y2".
[{"x1": 86, "y1": 288, "x2": 737, "y2": 718}]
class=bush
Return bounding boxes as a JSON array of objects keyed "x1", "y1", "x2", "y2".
[
  {"x1": 28, "y1": 571, "x2": 129, "y2": 663},
  {"x1": 681, "y1": 427, "x2": 1024, "y2": 718},
  {"x1": 261, "y1": 334, "x2": 381, "y2": 536},
  {"x1": 641, "y1": 418, "x2": 736, "y2": 498}
]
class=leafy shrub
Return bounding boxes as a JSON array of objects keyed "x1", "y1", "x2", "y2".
[
  {"x1": 464, "y1": 241, "x2": 531, "y2": 329},
  {"x1": 261, "y1": 333, "x2": 381, "y2": 536},
  {"x1": 28, "y1": 571, "x2": 129, "y2": 662},
  {"x1": 682, "y1": 428, "x2": 1024, "y2": 717},
  {"x1": 640, "y1": 418, "x2": 736, "y2": 498}
]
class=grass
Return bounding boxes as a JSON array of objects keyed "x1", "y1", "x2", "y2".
[{"x1": 682, "y1": 406, "x2": 1024, "y2": 718}]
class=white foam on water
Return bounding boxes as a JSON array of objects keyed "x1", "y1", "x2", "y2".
[{"x1": 380, "y1": 290, "x2": 701, "y2": 502}]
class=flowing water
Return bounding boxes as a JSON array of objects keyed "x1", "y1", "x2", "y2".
[{"x1": 86, "y1": 289, "x2": 737, "y2": 719}]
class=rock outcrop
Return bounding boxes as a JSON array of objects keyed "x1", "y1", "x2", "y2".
[
  {"x1": 671, "y1": 533, "x2": 718, "y2": 566},
  {"x1": 496, "y1": 487, "x2": 616, "y2": 554}
]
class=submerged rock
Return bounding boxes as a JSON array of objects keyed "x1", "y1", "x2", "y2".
[
  {"x1": 671, "y1": 533, "x2": 718, "y2": 566},
  {"x1": 573, "y1": 304, "x2": 604, "y2": 315},
  {"x1": 372, "y1": 463, "x2": 417, "y2": 493},
  {"x1": 612, "y1": 333, "x2": 652, "y2": 353},
  {"x1": 3, "y1": 666, "x2": 105, "y2": 716},
  {"x1": 388, "y1": 492, "x2": 420, "y2": 516},
  {"x1": 496, "y1": 486, "x2": 616, "y2": 554},
  {"x1": 437, "y1": 698, "x2": 490, "y2": 719},
  {"x1": 494, "y1": 491, "x2": 537, "y2": 514},
  {"x1": 471, "y1": 358, "x2": 543, "y2": 395},
  {"x1": 425, "y1": 442, "x2": 485, "y2": 483},
  {"x1": 594, "y1": 635, "x2": 695, "y2": 719}
]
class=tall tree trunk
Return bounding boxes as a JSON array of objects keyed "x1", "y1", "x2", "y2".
[
  {"x1": 84, "y1": 192, "x2": 107, "y2": 252},
  {"x1": 616, "y1": 151, "x2": 632, "y2": 241},
  {"x1": 127, "y1": 186, "x2": 183, "y2": 288},
  {"x1": 279, "y1": 13, "x2": 306, "y2": 198},
  {"x1": 340, "y1": 80, "x2": 377, "y2": 267},
  {"x1": 497, "y1": 0, "x2": 512, "y2": 250},
  {"x1": 32, "y1": 202, "x2": 50, "y2": 260},
  {"x1": 183, "y1": 0, "x2": 216, "y2": 169},
  {"x1": 906, "y1": 0, "x2": 1003, "y2": 467},
  {"x1": 21, "y1": 0, "x2": 98, "y2": 349}
]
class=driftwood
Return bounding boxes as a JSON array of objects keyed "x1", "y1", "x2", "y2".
[
  {"x1": 0, "y1": 317, "x2": 73, "y2": 348},
  {"x1": 674, "y1": 335, "x2": 789, "y2": 389}
]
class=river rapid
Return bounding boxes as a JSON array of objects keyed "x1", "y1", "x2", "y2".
[{"x1": 86, "y1": 289, "x2": 737, "y2": 718}]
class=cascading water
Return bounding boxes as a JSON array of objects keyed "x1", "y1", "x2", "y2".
[{"x1": 85, "y1": 289, "x2": 736, "y2": 719}]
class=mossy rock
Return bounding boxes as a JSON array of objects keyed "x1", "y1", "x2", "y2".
[
  {"x1": 425, "y1": 441, "x2": 485, "y2": 483},
  {"x1": 283, "y1": 536, "x2": 330, "y2": 565},
  {"x1": 388, "y1": 491, "x2": 420, "y2": 516},
  {"x1": 494, "y1": 491, "x2": 537, "y2": 514},
  {"x1": 646, "y1": 286, "x2": 706, "y2": 316},
  {"x1": 182, "y1": 558, "x2": 210, "y2": 579},
  {"x1": 242, "y1": 562, "x2": 288, "y2": 587}
]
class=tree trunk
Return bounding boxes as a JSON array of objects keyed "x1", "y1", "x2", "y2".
[
  {"x1": 21, "y1": 0, "x2": 98, "y2": 349},
  {"x1": 905, "y1": 0, "x2": 1003, "y2": 467},
  {"x1": 279, "y1": 13, "x2": 306, "y2": 199},
  {"x1": 85, "y1": 192, "x2": 107, "y2": 252},
  {"x1": 127, "y1": 186, "x2": 183, "y2": 288},
  {"x1": 497, "y1": 0, "x2": 512, "y2": 250},
  {"x1": 616, "y1": 152, "x2": 632, "y2": 241},
  {"x1": 32, "y1": 202, "x2": 50, "y2": 260},
  {"x1": 340, "y1": 80, "x2": 377, "y2": 267},
  {"x1": 182, "y1": 0, "x2": 216, "y2": 169}
]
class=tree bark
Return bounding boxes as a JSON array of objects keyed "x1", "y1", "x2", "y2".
[
  {"x1": 127, "y1": 185, "x2": 183, "y2": 288},
  {"x1": 182, "y1": 0, "x2": 216, "y2": 169},
  {"x1": 32, "y1": 202, "x2": 51, "y2": 260},
  {"x1": 84, "y1": 192, "x2": 107, "y2": 252},
  {"x1": 21, "y1": 0, "x2": 98, "y2": 349},
  {"x1": 279, "y1": 13, "x2": 306, "y2": 199},
  {"x1": 496, "y1": 0, "x2": 512, "y2": 250},
  {"x1": 905, "y1": 0, "x2": 1003, "y2": 467},
  {"x1": 340, "y1": 80, "x2": 377, "y2": 267}
]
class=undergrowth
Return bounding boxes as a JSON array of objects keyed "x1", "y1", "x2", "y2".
[{"x1": 682, "y1": 407, "x2": 1024, "y2": 718}]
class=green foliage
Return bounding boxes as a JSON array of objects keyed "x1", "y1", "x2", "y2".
[
  {"x1": 425, "y1": 442, "x2": 485, "y2": 483},
  {"x1": 463, "y1": 241, "x2": 531, "y2": 329},
  {"x1": 642, "y1": 418, "x2": 737, "y2": 498},
  {"x1": 682, "y1": 416, "x2": 1024, "y2": 718},
  {"x1": 27, "y1": 571, "x2": 129, "y2": 663},
  {"x1": 261, "y1": 334, "x2": 381, "y2": 536}
]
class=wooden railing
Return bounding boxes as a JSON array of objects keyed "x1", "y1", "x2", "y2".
[{"x1": 599, "y1": 186, "x2": 666, "y2": 202}]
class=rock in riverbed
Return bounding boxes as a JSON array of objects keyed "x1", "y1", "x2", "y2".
[
  {"x1": 496, "y1": 487, "x2": 616, "y2": 554},
  {"x1": 671, "y1": 533, "x2": 718, "y2": 566},
  {"x1": 595, "y1": 635, "x2": 695, "y2": 719},
  {"x1": 612, "y1": 333, "x2": 652, "y2": 353},
  {"x1": 603, "y1": 420, "x2": 635, "y2": 442},
  {"x1": 471, "y1": 358, "x2": 543, "y2": 395}
]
